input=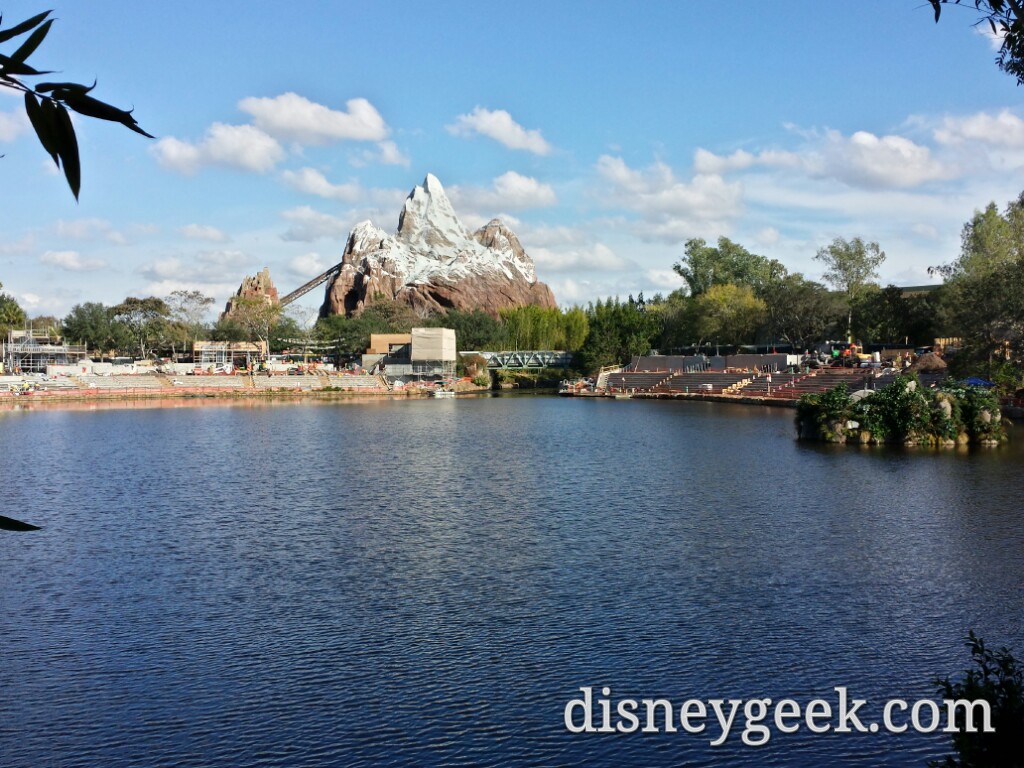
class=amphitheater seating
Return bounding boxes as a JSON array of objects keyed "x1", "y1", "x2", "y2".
[
  {"x1": 79, "y1": 374, "x2": 165, "y2": 390},
  {"x1": 252, "y1": 374, "x2": 322, "y2": 391},
  {"x1": 606, "y1": 372, "x2": 671, "y2": 391},
  {"x1": 601, "y1": 367, "x2": 883, "y2": 398},
  {"x1": 656, "y1": 372, "x2": 751, "y2": 394},
  {"x1": 324, "y1": 374, "x2": 384, "y2": 390}
]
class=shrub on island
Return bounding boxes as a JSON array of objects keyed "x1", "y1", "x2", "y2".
[{"x1": 795, "y1": 374, "x2": 1006, "y2": 447}]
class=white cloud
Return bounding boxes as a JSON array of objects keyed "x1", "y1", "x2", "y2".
[
  {"x1": 289, "y1": 252, "x2": 328, "y2": 278},
  {"x1": 375, "y1": 140, "x2": 410, "y2": 166},
  {"x1": 0, "y1": 109, "x2": 26, "y2": 142},
  {"x1": 152, "y1": 123, "x2": 285, "y2": 174},
  {"x1": 644, "y1": 269, "x2": 686, "y2": 291},
  {"x1": 447, "y1": 107, "x2": 552, "y2": 155},
  {"x1": 280, "y1": 206, "x2": 351, "y2": 242},
  {"x1": 817, "y1": 129, "x2": 949, "y2": 189},
  {"x1": 281, "y1": 168, "x2": 362, "y2": 201},
  {"x1": 693, "y1": 148, "x2": 801, "y2": 174},
  {"x1": 699, "y1": 127, "x2": 954, "y2": 191},
  {"x1": 753, "y1": 227, "x2": 781, "y2": 247},
  {"x1": 450, "y1": 171, "x2": 558, "y2": 211},
  {"x1": 531, "y1": 243, "x2": 632, "y2": 273},
  {"x1": 142, "y1": 257, "x2": 185, "y2": 280},
  {"x1": 975, "y1": 22, "x2": 1005, "y2": 51},
  {"x1": 139, "y1": 250, "x2": 254, "y2": 300},
  {"x1": 180, "y1": 224, "x2": 230, "y2": 243},
  {"x1": 595, "y1": 155, "x2": 743, "y2": 241},
  {"x1": 517, "y1": 223, "x2": 588, "y2": 248},
  {"x1": 0, "y1": 234, "x2": 35, "y2": 255},
  {"x1": 351, "y1": 140, "x2": 411, "y2": 167},
  {"x1": 239, "y1": 93, "x2": 389, "y2": 144},
  {"x1": 934, "y1": 109, "x2": 1024, "y2": 148},
  {"x1": 39, "y1": 250, "x2": 106, "y2": 271},
  {"x1": 56, "y1": 218, "x2": 129, "y2": 245},
  {"x1": 143, "y1": 279, "x2": 240, "y2": 301}
]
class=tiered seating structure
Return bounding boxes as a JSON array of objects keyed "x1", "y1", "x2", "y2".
[
  {"x1": 603, "y1": 367, "x2": 879, "y2": 398},
  {"x1": 252, "y1": 373, "x2": 322, "y2": 391},
  {"x1": 656, "y1": 372, "x2": 752, "y2": 394},
  {"x1": 79, "y1": 374, "x2": 165, "y2": 390},
  {"x1": 323, "y1": 373, "x2": 386, "y2": 390},
  {"x1": 753, "y1": 368, "x2": 873, "y2": 398},
  {"x1": 606, "y1": 372, "x2": 672, "y2": 392}
]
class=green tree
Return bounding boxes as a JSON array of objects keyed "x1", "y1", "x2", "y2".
[
  {"x1": 28, "y1": 314, "x2": 60, "y2": 336},
  {"x1": 575, "y1": 296, "x2": 661, "y2": 372},
  {"x1": 674, "y1": 237, "x2": 787, "y2": 298},
  {"x1": 562, "y1": 306, "x2": 589, "y2": 351},
  {"x1": 166, "y1": 290, "x2": 214, "y2": 353},
  {"x1": 0, "y1": 282, "x2": 27, "y2": 338},
  {"x1": 0, "y1": 10, "x2": 152, "y2": 199},
  {"x1": 814, "y1": 236, "x2": 886, "y2": 339},
  {"x1": 930, "y1": 1, "x2": 1024, "y2": 84},
  {"x1": 111, "y1": 296, "x2": 171, "y2": 359},
  {"x1": 356, "y1": 297, "x2": 420, "y2": 334},
  {"x1": 763, "y1": 274, "x2": 843, "y2": 352},
  {"x1": 851, "y1": 285, "x2": 944, "y2": 347},
  {"x1": 933, "y1": 195, "x2": 1024, "y2": 372},
  {"x1": 693, "y1": 283, "x2": 766, "y2": 348},
  {"x1": 314, "y1": 311, "x2": 394, "y2": 363},
  {"x1": 226, "y1": 296, "x2": 282, "y2": 359},
  {"x1": 428, "y1": 308, "x2": 503, "y2": 351},
  {"x1": 61, "y1": 301, "x2": 130, "y2": 354},
  {"x1": 930, "y1": 632, "x2": 1024, "y2": 768}
]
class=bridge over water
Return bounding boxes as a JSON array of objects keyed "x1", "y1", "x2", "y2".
[{"x1": 463, "y1": 350, "x2": 573, "y2": 370}]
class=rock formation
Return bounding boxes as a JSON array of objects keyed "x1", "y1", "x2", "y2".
[
  {"x1": 222, "y1": 267, "x2": 280, "y2": 319},
  {"x1": 320, "y1": 174, "x2": 556, "y2": 318}
]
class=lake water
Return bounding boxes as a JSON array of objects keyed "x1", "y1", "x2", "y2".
[{"x1": 2, "y1": 396, "x2": 1022, "y2": 767}]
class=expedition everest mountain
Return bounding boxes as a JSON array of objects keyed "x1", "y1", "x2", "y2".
[{"x1": 319, "y1": 174, "x2": 556, "y2": 317}]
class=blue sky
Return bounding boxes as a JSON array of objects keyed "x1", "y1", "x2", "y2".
[{"x1": 2, "y1": 0, "x2": 1022, "y2": 321}]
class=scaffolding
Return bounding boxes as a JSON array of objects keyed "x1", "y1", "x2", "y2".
[
  {"x1": 2, "y1": 329, "x2": 89, "y2": 374},
  {"x1": 193, "y1": 340, "x2": 267, "y2": 370}
]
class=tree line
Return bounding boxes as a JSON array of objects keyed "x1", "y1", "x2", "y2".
[{"x1": 3, "y1": 191, "x2": 1023, "y2": 389}]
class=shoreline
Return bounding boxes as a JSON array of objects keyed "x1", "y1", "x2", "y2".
[
  {"x1": 0, "y1": 382, "x2": 798, "y2": 411},
  {"x1": 4, "y1": 382, "x2": 1021, "y2": 421}
]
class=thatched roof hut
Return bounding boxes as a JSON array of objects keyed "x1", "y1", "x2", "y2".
[{"x1": 908, "y1": 351, "x2": 947, "y2": 372}]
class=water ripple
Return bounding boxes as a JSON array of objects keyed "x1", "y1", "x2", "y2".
[{"x1": 1, "y1": 398, "x2": 1022, "y2": 767}]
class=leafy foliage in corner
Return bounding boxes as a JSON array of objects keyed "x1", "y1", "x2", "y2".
[
  {"x1": 931, "y1": 1, "x2": 1024, "y2": 84},
  {"x1": 0, "y1": 10, "x2": 153, "y2": 199},
  {"x1": 930, "y1": 631, "x2": 1024, "y2": 768}
]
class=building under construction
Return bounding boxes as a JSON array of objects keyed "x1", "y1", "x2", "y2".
[
  {"x1": 2, "y1": 329, "x2": 89, "y2": 374},
  {"x1": 362, "y1": 328, "x2": 456, "y2": 380}
]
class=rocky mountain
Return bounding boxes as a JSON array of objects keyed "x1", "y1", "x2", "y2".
[
  {"x1": 221, "y1": 267, "x2": 279, "y2": 319},
  {"x1": 320, "y1": 174, "x2": 556, "y2": 317}
]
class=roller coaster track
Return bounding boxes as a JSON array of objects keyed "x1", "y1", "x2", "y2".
[{"x1": 278, "y1": 262, "x2": 343, "y2": 307}]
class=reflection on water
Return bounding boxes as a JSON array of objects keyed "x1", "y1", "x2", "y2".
[{"x1": 1, "y1": 398, "x2": 1022, "y2": 767}]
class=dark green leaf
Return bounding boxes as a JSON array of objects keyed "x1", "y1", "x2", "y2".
[
  {"x1": 0, "y1": 514, "x2": 42, "y2": 531},
  {"x1": 35, "y1": 79, "x2": 95, "y2": 95},
  {"x1": 62, "y1": 91, "x2": 132, "y2": 121},
  {"x1": 24, "y1": 90, "x2": 59, "y2": 167},
  {"x1": 11, "y1": 18, "x2": 53, "y2": 63},
  {"x1": 63, "y1": 92, "x2": 154, "y2": 138},
  {"x1": 52, "y1": 102, "x2": 81, "y2": 200},
  {"x1": 0, "y1": 10, "x2": 51, "y2": 45},
  {"x1": 0, "y1": 53, "x2": 52, "y2": 76}
]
